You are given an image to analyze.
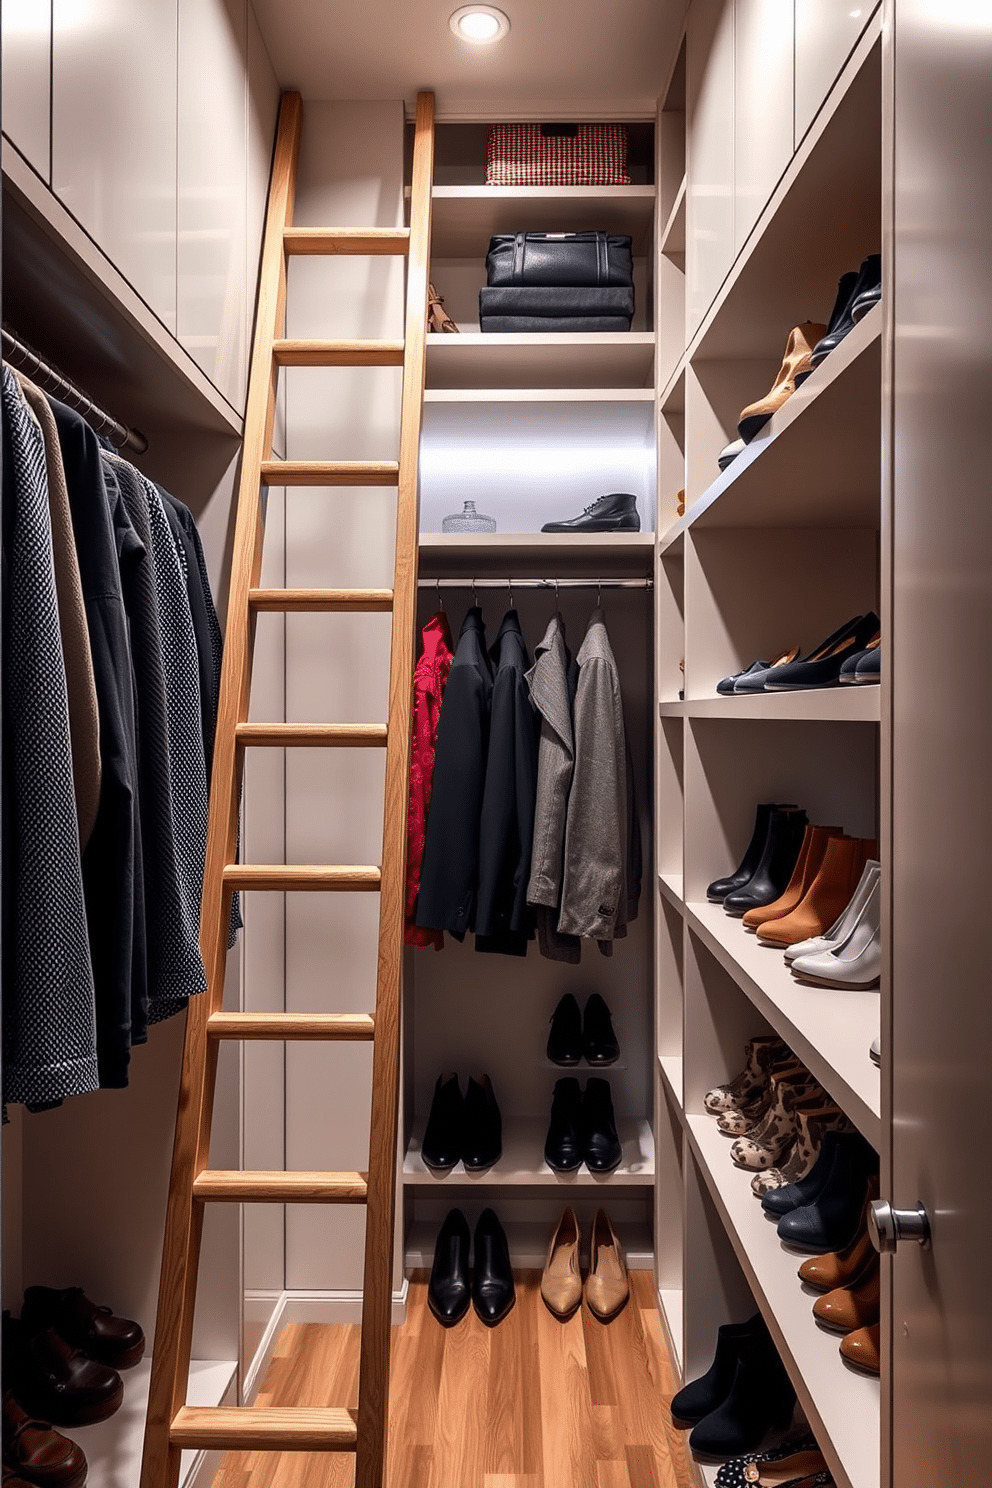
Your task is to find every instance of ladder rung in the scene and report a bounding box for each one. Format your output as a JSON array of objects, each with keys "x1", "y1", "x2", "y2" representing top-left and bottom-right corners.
[
  {"x1": 273, "y1": 339, "x2": 405, "y2": 367},
  {"x1": 193, "y1": 1170, "x2": 368, "y2": 1203},
  {"x1": 170, "y1": 1406, "x2": 358, "y2": 1451},
  {"x1": 283, "y1": 227, "x2": 410, "y2": 257},
  {"x1": 208, "y1": 1011, "x2": 375, "y2": 1041},
  {"x1": 224, "y1": 864, "x2": 381, "y2": 892},
  {"x1": 236, "y1": 723, "x2": 388, "y2": 748},
  {"x1": 249, "y1": 587, "x2": 393, "y2": 613},
  {"x1": 260, "y1": 460, "x2": 399, "y2": 486}
]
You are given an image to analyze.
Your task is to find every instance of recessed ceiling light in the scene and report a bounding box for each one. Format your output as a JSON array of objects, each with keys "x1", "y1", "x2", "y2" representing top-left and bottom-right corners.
[{"x1": 449, "y1": 5, "x2": 510, "y2": 44}]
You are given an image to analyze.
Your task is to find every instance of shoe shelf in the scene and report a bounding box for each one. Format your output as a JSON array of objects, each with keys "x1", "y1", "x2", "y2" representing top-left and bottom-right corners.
[
  {"x1": 427, "y1": 185, "x2": 657, "y2": 258},
  {"x1": 424, "y1": 386, "x2": 655, "y2": 402},
  {"x1": 682, "y1": 897, "x2": 881, "y2": 1147},
  {"x1": 659, "y1": 689, "x2": 880, "y2": 723},
  {"x1": 403, "y1": 1117, "x2": 655, "y2": 1188},
  {"x1": 686, "y1": 1114, "x2": 880, "y2": 1488},
  {"x1": 404, "y1": 1217, "x2": 655, "y2": 1272},
  {"x1": 658, "y1": 871, "x2": 685, "y2": 912},
  {"x1": 658, "y1": 1052, "x2": 685, "y2": 1112},
  {"x1": 425, "y1": 332, "x2": 656, "y2": 390},
  {"x1": 418, "y1": 532, "x2": 656, "y2": 578}
]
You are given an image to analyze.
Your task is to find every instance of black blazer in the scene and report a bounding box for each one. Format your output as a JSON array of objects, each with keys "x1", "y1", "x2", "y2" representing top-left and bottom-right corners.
[{"x1": 415, "y1": 606, "x2": 492, "y2": 938}]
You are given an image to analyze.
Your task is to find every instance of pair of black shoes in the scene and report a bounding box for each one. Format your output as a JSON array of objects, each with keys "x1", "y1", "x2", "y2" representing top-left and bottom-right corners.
[
  {"x1": 547, "y1": 992, "x2": 620, "y2": 1066},
  {"x1": 421, "y1": 1072, "x2": 502, "y2": 1174},
  {"x1": 3, "y1": 1288, "x2": 145, "y2": 1428},
  {"x1": 671, "y1": 1312, "x2": 796, "y2": 1458},
  {"x1": 802, "y1": 253, "x2": 881, "y2": 377},
  {"x1": 763, "y1": 1130, "x2": 879, "y2": 1252},
  {"x1": 707, "y1": 803, "x2": 807, "y2": 917},
  {"x1": 544, "y1": 1076, "x2": 623, "y2": 1174},
  {"x1": 428, "y1": 1208, "x2": 515, "y2": 1328}
]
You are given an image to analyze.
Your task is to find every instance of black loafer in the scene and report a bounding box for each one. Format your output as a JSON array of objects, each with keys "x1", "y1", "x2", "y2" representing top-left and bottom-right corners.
[
  {"x1": 472, "y1": 1209, "x2": 515, "y2": 1326},
  {"x1": 547, "y1": 993, "x2": 583, "y2": 1065},
  {"x1": 541, "y1": 492, "x2": 640, "y2": 533},
  {"x1": 428, "y1": 1209, "x2": 471, "y2": 1326}
]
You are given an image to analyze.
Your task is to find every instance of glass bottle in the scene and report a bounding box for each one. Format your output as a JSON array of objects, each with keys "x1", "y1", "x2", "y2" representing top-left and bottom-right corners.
[{"x1": 441, "y1": 499, "x2": 497, "y2": 534}]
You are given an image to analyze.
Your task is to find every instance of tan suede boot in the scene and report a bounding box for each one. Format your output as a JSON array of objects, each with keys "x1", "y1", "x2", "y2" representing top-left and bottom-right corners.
[{"x1": 737, "y1": 320, "x2": 826, "y2": 441}]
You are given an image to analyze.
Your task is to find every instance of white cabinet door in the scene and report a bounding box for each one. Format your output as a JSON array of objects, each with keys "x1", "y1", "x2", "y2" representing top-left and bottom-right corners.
[
  {"x1": 733, "y1": 0, "x2": 793, "y2": 253},
  {"x1": 52, "y1": 0, "x2": 178, "y2": 331},
  {"x1": 687, "y1": 0, "x2": 736, "y2": 333},
  {"x1": 795, "y1": 0, "x2": 874, "y2": 146},
  {"x1": 2, "y1": 0, "x2": 51, "y2": 179},
  {"x1": 178, "y1": 0, "x2": 248, "y2": 410}
]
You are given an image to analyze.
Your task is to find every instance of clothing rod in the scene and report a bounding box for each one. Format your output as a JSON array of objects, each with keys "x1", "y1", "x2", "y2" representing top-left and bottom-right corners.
[
  {"x1": 2, "y1": 326, "x2": 149, "y2": 456},
  {"x1": 418, "y1": 577, "x2": 652, "y2": 589}
]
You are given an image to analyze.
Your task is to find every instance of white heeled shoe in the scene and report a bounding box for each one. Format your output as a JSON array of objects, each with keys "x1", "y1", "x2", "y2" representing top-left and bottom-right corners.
[
  {"x1": 790, "y1": 874, "x2": 881, "y2": 989},
  {"x1": 783, "y1": 858, "x2": 880, "y2": 962}
]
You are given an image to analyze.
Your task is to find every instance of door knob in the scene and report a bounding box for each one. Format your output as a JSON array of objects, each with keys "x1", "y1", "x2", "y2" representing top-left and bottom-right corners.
[{"x1": 869, "y1": 1198, "x2": 931, "y2": 1253}]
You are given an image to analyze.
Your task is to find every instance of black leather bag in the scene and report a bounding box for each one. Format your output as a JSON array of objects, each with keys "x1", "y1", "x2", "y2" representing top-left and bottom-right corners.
[
  {"x1": 486, "y1": 232, "x2": 634, "y2": 288},
  {"x1": 479, "y1": 285, "x2": 634, "y2": 319}
]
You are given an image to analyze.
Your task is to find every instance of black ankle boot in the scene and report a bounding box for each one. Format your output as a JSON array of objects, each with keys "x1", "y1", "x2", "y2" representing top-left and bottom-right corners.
[
  {"x1": 472, "y1": 1208, "x2": 515, "y2": 1325},
  {"x1": 670, "y1": 1313, "x2": 765, "y2": 1423},
  {"x1": 776, "y1": 1134, "x2": 879, "y2": 1252},
  {"x1": 428, "y1": 1209, "x2": 471, "y2": 1326},
  {"x1": 462, "y1": 1073, "x2": 502, "y2": 1170},
  {"x1": 547, "y1": 993, "x2": 583, "y2": 1065},
  {"x1": 583, "y1": 993, "x2": 620, "y2": 1066},
  {"x1": 540, "y1": 492, "x2": 640, "y2": 533},
  {"x1": 707, "y1": 804, "x2": 795, "y2": 902},
  {"x1": 688, "y1": 1321, "x2": 796, "y2": 1457},
  {"x1": 809, "y1": 254, "x2": 881, "y2": 368},
  {"x1": 421, "y1": 1072, "x2": 463, "y2": 1173},
  {"x1": 582, "y1": 1076, "x2": 623, "y2": 1173},
  {"x1": 545, "y1": 1077, "x2": 583, "y2": 1172},
  {"x1": 722, "y1": 808, "x2": 807, "y2": 916}
]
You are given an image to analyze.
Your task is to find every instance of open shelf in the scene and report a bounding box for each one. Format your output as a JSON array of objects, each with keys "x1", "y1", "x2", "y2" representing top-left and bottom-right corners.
[
  {"x1": 425, "y1": 332, "x2": 656, "y2": 390},
  {"x1": 404, "y1": 1218, "x2": 654, "y2": 1271},
  {"x1": 660, "y1": 689, "x2": 880, "y2": 722},
  {"x1": 419, "y1": 532, "x2": 656, "y2": 578},
  {"x1": 687, "y1": 1115, "x2": 879, "y2": 1488},
  {"x1": 660, "y1": 177, "x2": 687, "y2": 259},
  {"x1": 428, "y1": 185, "x2": 657, "y2": 257},
  {"x1": 682, "y1": 896, "x2": 880, "y2": 1146},
  {"x1": 403, "y1": 1117, "x2": 655, "y2": 1188},
  {"x1": 658, "y1": 1053, "x2": 685, "y2": 1112},
  {"x1": 424, "y1": 385, "x2": 654, "y2": 402}
]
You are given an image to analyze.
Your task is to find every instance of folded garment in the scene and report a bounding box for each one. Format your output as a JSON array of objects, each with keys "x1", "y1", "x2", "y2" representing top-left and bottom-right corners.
[
  {"x1": 480, "y1": 315, "x2": 632, "y2": 333},
  {"x1": 480, "y1": 285, "x2": 635, "y2": 319}
]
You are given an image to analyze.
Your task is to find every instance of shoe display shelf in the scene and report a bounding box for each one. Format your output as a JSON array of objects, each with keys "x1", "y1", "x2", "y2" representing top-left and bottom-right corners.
[
  {"x1": 651, "y1": 13, "x2": 883, "y2": 1488},
  {"x1": 403, "y1": 1116, "x2": 655, "y2": 1188}
]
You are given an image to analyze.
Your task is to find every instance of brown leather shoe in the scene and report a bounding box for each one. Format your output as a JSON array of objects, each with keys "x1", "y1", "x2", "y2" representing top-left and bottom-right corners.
[
  {"x1": 737, "y1": 321, "x2": 827, "y2": 441},
  {"x1": 540, "y1": 1208, "x2": 582, "y2": 1320},
  {"x1": 743, "y1": 825, "x2": 843, "y2": 931},
  {"x1": 757, "y1": 835, "x2": 874, "y2": 948},
  {"x1": 2, "y1": 1392, "x2": 87, "y2": 1488},
  {"x1": 813, "y1": 1254, "x2": 881, "y2": 1334},
  {"x1": 21, "y1": 1289, "x2": 144, "y2": 1372},
  {"x1": 584, "y1": 1210, "x2": 629, "y2": 1322},
  {"x1": 15, "y1": 1329, "x2": 122, "y2": 1428},
  {"x1": 840, "y1": 1322, "x2": 881, "y2": 1375},
  {"x1": 797, "y1": 1177, "x2": 880, "y2": 1292},
  {"x1": 4, "y1": 1467, "x2": 42, "y2": 1487}
]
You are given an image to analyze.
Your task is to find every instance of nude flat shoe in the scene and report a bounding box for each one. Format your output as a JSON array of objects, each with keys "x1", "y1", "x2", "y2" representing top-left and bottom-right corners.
[
  {"x1": 540, "y1": 1207, "x2": 582, "y2": 1320},
  {"x1": 584, "y1": 1209, "x2": 629, "y2": 1322}
]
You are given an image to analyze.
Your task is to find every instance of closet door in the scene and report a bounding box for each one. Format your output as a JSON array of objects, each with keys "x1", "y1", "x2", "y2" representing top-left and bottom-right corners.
[{"x1": 888, "y1": 0, "x2": 992, "y2": 1481}]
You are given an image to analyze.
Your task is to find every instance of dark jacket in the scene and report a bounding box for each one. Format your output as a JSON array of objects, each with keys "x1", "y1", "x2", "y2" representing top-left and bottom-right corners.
[
  {"x1": 51, "y1": 396, "x2": 140, "y2": 1089},
  {"x1": 1, "y1": 370, "x2": 99, "y2": 1106},
  {"x1": 475, "y1": 609, "x2": 539, "y2": 956},
  {"x1": 415, "y1": 606, "x2": 492, "y2": 939}
]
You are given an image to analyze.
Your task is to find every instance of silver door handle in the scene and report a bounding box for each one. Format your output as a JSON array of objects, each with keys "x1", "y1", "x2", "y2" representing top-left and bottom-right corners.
[{"x1": 869, "y1": 1199, "x2": 931, "y2": 1253}]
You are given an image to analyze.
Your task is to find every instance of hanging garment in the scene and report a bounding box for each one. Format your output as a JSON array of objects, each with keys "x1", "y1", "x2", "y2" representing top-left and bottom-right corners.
[
  {"x1": 415, "y1": 605, "x2": 492, "y2": 939},
  {"x1": 405, "y1": 611, "x2": 454, "y2": 950},
  {"x1": 1, "y1": 368, "x2": 99, "y2": 1106},
  {"x1": 558, "y1": 607, "x2": 640, "y2": 953},
  {"x1": 526, "y1": 612, "x2": 581, "y2": 964},
  {"x1": 475, "y1": 608, "x2": 539, "y2": 956},
  {"x1": 50, "y1": 396, "x2": 140, "y2": 1088},
  {"x1": 104, "y1": 456, "x2": 208, "y2": 1033},
  {"x1": 15, "y1": 375, "x2": 101, "y2": 851}
]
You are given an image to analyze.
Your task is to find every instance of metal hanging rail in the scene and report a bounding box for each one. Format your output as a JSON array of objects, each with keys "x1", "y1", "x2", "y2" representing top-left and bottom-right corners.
[
  {"x1": 2, "y1": 325, "x2": 149, "y2": 455},
  {"x1": 418, "y1": 576, "x2": 653, "y2": 589}
]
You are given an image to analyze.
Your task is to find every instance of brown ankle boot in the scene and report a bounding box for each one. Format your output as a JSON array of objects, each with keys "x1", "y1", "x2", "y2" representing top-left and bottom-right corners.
[
  {"x1": 743, "y1": 823, "x2": 844, "y2": 931},
  {"x1": 738, "y1": 320, "x2": 827, "y2": 441},
  {"x1": 757, "y1": 834, "x2": 867, "y2": 948}
]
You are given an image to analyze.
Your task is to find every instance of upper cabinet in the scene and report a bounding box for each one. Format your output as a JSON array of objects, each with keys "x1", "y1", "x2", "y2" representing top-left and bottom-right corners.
[
  {"x1": 52, "y1": 0, "x2": 179, "y2": 332},
  {"x1": 2, "y1": 0, "x2": 52, "y2": 180},
  {"x1": 687, "y1": 0, "x2": 735, "y2": 333},
  {"x1": 733, "y1": 0, "x2": 794, "y2": 254},
  {"x1": 795, "y1": 0, "x2": 878, "y2": 145}
]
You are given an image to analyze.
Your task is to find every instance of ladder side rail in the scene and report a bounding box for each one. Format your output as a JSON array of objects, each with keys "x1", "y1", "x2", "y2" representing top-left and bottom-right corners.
[
  {"x1": 355, "y1": 89, "x2": 436, "y2": 1488},
  {"x1": 139, "y1": 90, "x2": 304, "y2": 1488}
]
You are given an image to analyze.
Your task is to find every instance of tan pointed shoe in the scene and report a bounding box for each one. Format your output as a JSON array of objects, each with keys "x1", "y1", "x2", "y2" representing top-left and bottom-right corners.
[
  {"x1": 743, "y1": 824, "x2": 843, "y2": 931},
  {"x1": 737, "y1": 321, "x2": 827, "y2": 440},
  {"x1": 540, "y1": 1206, "x2": 583, "y2": 1319},
  {"x1": 584, "y1": 1209, "x2": 629, "y2": 1322}
]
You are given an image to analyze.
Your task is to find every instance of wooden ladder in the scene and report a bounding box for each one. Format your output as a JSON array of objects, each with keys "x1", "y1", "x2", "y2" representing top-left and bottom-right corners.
[{"x1": 139, "y1": 88, "x2": 435, "y2": 1488}]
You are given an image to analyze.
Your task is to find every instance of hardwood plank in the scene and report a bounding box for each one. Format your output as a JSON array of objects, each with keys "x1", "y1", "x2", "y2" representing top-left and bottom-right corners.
[
  {"x1": 597, "y1": 1461, "x2": 632, "y2": 1488},
  {"x1": 192, "y1": 1170, "x2": 368, "y2": 1203},
  {"x1": 431, "y1": 1310, "x2": 491, "y2": 1488},
  {"x1": 484, "y1": 1280, "x2": 528, "y2": 1476},
  {"x1": 536, "y1": 1286, "x2": 598, "y2": 1488}
]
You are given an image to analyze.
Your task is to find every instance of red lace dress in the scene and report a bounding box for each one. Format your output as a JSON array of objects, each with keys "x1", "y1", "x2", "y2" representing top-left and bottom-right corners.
[{"x1": 405, "y1": 611, "x2": 454, "y2": 948}]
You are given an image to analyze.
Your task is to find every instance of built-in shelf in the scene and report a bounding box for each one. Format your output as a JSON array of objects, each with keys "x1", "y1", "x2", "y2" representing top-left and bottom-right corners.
[
  {"x1": 403, "y1": 1117, "x2": 654, "y2": 1187},
  {"x1": 687, "y1": 1115, "x2": 879, "y2": 1488},
  {"x1": 659, "y1": 687, "x2": 881, "y2": 722},
  {"x1": 61, "y1": 1357, "x2": 236, "y2": 1488},
  {"x1": 682, "y1": 896, "x2": 881, "y2": 1146},
  {"x1": 657, "y1": 872, "x2": 685, "y2": 911},
  {"x1": 426, "y1": 332, "x2": 656, "y2": 390},
  {"x1": 428, "y1": 185, "x2": 657, "y2": 258},
  {"x1": 658, "y1": 1053, "x2": 684, "y2": 1111},
  {"x1": 424, "y1": 385, "x2": 655, "y2": 403},
  {"x1": 405, "y1": 1219, "x2": 654, "y2": 1271},
  {"x1": 660, "y1": 177, "x2": 686, "y2": 259},
  {"x1": 418, "y1": 531, "x2": 656, "y2": 579}
]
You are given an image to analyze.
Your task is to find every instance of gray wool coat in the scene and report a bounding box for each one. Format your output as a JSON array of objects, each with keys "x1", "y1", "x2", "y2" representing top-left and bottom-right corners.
[{"x1": 526, "y1": 612, "x2": 581, "y2": 963}]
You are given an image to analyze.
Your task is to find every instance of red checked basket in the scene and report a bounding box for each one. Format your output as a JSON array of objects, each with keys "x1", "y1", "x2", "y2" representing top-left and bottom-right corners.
[{"x1": 485, "y1": 123, "x2": 631, "y2": 186}]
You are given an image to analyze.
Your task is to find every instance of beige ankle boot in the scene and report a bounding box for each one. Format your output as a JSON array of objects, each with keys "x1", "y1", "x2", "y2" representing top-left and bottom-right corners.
[{"x1": 737, "y1": 320, "x2": 826, "y2": 441}]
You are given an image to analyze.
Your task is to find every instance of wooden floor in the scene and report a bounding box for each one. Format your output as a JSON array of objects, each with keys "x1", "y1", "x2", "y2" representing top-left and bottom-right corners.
[{"x1": 212, "y1": 1270, "x2": 697, "y2": 1488}]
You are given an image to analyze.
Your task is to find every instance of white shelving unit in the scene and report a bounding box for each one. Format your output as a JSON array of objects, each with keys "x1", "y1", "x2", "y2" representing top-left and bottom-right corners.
[
  {"x1": 426, "y1": 332, "x2": 656, "y2": 389},
  {"x1": 652, "y1": 10, "x2": 884, "y2": 1488},
  {"x1": 404, "y1": 1117, "x2": 655, "y2": 1188}
]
